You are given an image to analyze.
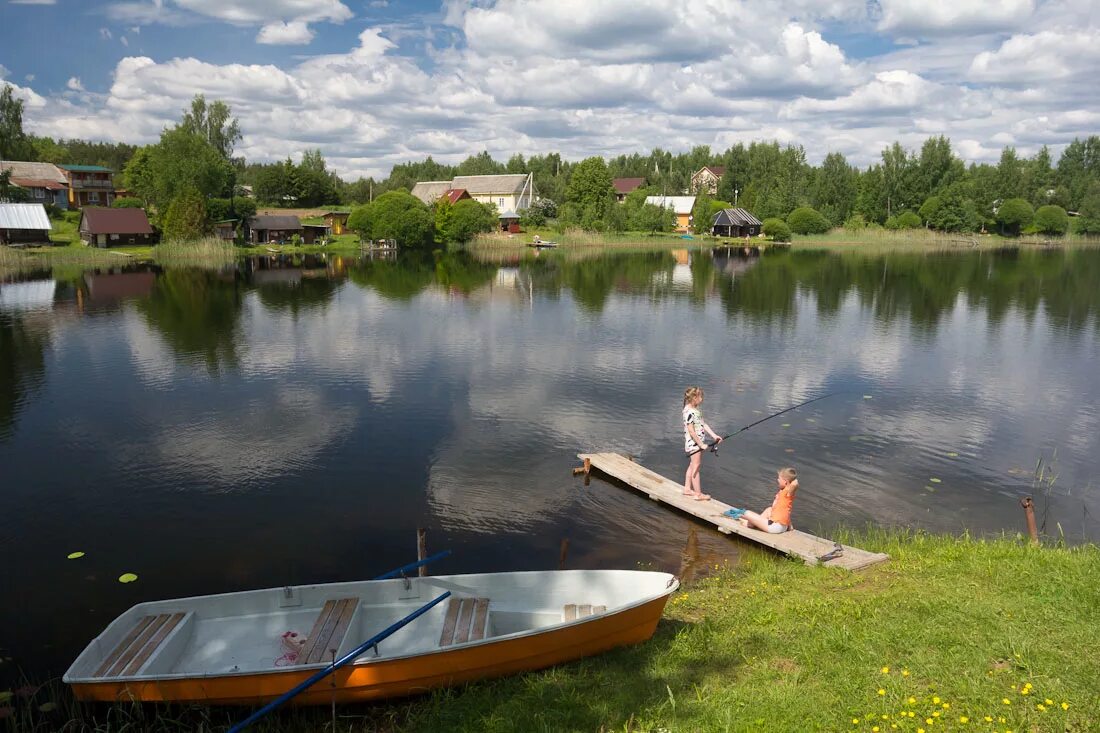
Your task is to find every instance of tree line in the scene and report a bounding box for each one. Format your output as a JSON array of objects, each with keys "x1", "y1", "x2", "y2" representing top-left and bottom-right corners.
[{"x1": 4, "y1": 82, "x2": 1100, "y2": 240}]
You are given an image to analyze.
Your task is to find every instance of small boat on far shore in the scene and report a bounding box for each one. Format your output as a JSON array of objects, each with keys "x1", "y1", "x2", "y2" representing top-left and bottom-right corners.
[
  {"x1": 527, "y1": 238, "x2": 558, "y2": 248},
  {"x1": 64, "y1": 569, "x2": 677, "y2": 707}
]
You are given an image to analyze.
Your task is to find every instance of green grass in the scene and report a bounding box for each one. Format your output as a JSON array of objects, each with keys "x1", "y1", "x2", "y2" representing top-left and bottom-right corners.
[{"x1": 5, "y1": 531, "x2": 1097, "y2": 732}]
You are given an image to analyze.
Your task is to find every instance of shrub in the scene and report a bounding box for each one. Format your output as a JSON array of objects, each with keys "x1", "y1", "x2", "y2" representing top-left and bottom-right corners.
[
  {"x1": 996, "y1": 198, "x2": 1033, "y2": 236},
  {"x1": 884, "y1": 215, "x2": 900, "y2": 230},
  {"x1": 161, "y1": 187, "x2": 207, "y2": 241},
  {"x1": 1075, "y1": 183, "x2": 1100, "y2": 235},
  {"x1": 1033, "y1": 205, "x2": 1069, "y2": 235},
  {"x1": 445, "y1": 199, "x2": 497, "y2": 242},
  {"x1": 843, "y1": 213, "x2": 868, "y2": 230},
  {"x1": 918, "y1": 196, "x2": 942, "y2": 225},
  {"x1": 763, "y1": 218, "x2": 791, "y2": 242},
  {"x1": 786, "y1": 206, "x2": 830, "y2": 234},
  {"x1": 112, "y1": 196, "x2": 144, "y2": 208},
  {"x1": 896, "y1": 211, "x2": 922, "y2": 229}
]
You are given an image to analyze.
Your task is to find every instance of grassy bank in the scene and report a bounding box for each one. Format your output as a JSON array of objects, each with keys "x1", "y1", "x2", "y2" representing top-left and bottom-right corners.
[{"x1": 4, "y1": 531, "x2": 1096, "y2": 732}]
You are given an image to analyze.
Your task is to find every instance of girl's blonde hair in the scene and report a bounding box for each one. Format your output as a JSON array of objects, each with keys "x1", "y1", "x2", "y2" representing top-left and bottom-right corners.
[
  {"x1": 683, "y1": 386, "x2": 704, "y2": 406},
  {"x1": 779, "y1": 467, "x2": 799, "y2": 493}
]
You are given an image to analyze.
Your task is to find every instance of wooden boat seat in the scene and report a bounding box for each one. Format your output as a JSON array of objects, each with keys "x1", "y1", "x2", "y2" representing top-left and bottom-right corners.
[
  {"x1": 438, "y1": 597, "x2": 490, "y2": 647},
  {"x1": 93, "y1": 612, "x2": 187, "y2": 678},
  {"x1": 562, "y1": 604, "x2": 606, "y2": 622},
  {"x1": 296, "y1": 597, "x2": 359, "y2": 665}
]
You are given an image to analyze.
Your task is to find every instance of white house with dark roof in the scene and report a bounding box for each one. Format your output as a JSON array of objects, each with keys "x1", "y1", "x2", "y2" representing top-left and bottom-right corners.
[{"x1": 411, "y1": 174, "x2": 535, "y2": 212}]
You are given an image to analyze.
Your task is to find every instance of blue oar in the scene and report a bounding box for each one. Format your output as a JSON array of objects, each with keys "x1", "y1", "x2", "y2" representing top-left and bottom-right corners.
[
  {"x1": 229, "y1": 591, "x2": 451, "y2": 733},
  {"x1": 373, "y1": 550, "x2": 452, "y2": 580}
]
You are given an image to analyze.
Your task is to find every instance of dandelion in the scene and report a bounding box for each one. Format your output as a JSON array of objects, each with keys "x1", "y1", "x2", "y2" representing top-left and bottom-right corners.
[
  {"x1": 959, "y1": 716, "x2": 968, "y2": 723},
  {"x1": 942, "y1": 703, "x2": 950, "y2": 709},
  {"x1": 882, "y1": 666, "x2": 890, "y2": 674},
  {"x1": 932, "y1": 711, "x2": 941, "y2": 718},
  {"x1": 917, "y1": 729, "x2": 925, "y2": 733},
  {"x1": 902, "y1": 670, "x2": 910, "y2": 677},
  {"x1": 1044, "y1": 698, "x2": 1053, "y2": 705},
  {"x1": 908, "y1": 697, "x2": 916, "y2": 704},
  {"x1": 882, "y1": 714, "x2": 889, "y2": 720},
  {"x1": 1002, "y1": 699, "x2": 1011, "y2": 705},
  {"x1": 1037, "y1": 704, "x2": 1046, "y2": 712},
  {"x1": 1061, "y1": 702, "x2": 1069, "y2": 710},
  {"x1": 933, "y1": 696, "x2": 941, "y2": 704},
  {"x1": 873, "y1": 727, "x2": 879, "y2": 732},
  {"x1": 998, "y1": 717, "x2": 1006, "y2": 723},
  {"x1": 926, "y1": 718, "x2": 933, "y2": 725},
  {"x1": 852, "y1": 719, "x2": 859, "y2": 725},
  {"x1": 878, "y1": 689, "x2": 886, "y2": 696},
  {"x1": 1020, "y1": 688, "x2": 1029, "y2": 695},
  {"x1": 908, "y1": 712, "x2": 915, "y2": 718}
]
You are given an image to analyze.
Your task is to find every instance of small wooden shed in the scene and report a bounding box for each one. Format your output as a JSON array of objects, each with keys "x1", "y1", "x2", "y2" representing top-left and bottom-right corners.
[
  {"x1": 79, "y1": 207, "x2": 156, "y2": 247},
  {"x1": 322, "y1": 212, "x2": 350, "y2": 235},
  {"x1": 711, "y1": 208, "x2": 762, "y2": 238},
  {"x1": 0, "y1": 203, "x2": 52, "y2": 245},
  {"x1": 247, "y1": 215, "x2": 303, "y2": 244}
]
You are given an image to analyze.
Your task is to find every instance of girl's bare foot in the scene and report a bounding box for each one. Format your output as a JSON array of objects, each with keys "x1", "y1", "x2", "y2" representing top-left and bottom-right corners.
[
  {"x1": 682, "y1": 491, "x2": 694, "y2": 496},
  {"x1": 694, "y1": 493, "x2": 711, "y2": 501},
  {"x1": 737, "y1": 517, "x2": 749, "y2": 526}
]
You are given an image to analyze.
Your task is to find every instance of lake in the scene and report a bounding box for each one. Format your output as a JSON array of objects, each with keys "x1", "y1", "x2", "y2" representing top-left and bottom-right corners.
[{"x1": 2, "y1": 245, "x2": 1099, "y2": 679}]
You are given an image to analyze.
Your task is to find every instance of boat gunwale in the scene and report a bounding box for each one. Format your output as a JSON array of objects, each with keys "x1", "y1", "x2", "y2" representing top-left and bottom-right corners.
[{"x1": 63, "y1": 569, "x2": 679, "y2": 684}]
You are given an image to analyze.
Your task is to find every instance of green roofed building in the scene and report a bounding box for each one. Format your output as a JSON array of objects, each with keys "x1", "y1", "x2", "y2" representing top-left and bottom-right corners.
[{"x1": 58, "y1": 164, "x2": 117, "y2": 209}]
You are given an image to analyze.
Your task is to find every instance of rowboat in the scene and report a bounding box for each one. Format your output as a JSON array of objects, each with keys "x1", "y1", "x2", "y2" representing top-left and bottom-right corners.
[
  {"x1": 64, "y1": 569, "x2": 677, "y2": 706},
  {"x1": 527, "y1": 239, "x2": 558, "y2": 248}
]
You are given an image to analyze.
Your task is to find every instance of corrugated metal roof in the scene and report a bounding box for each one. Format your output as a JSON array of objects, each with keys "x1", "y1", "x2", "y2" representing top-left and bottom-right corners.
[
  {"x1": 645, "y1": 196, "x2": 696, "y2": 215},
  {"x1": 0, "y1": 203, "x2": 52, "y2": 231},
  {"x1": 713, "y1": 208, "x2": 762, "y2": 227},
  {"x1": 613, "y1": 177, "x2": 646, "y2": 194},
  {"x1": 10, "y1": 177, "x2": 68, "y2": 191},
  {"x1": 79, "y1": 207, "x2": 153, "y2": 234},
  {"x1": 451, "y1": 174, "x2": 529, "y2": 195},
  {"x1": 59, "y1": 164, "x2": 113, "y2": 172},
  {"x1": 0, "y1": 160, "x2": 68, "y2": 184},
  {"x1": 410, "y1": 181, "x2": 452, "y2": 204},
  {"x1": 248, "y1": 215, "x2": 302, "y2": 230}
]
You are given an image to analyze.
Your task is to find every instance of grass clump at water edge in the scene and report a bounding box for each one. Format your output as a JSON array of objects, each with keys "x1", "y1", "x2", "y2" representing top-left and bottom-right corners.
[
  {"x1": 3, "y1": 530, "x2": 1097, "y2": 732},
  {"x1": 152, "y1": 237, "x2": 238, "y2": 267}
]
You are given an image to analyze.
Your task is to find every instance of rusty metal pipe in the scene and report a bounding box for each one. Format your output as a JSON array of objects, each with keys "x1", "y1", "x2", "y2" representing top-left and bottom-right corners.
[{"x1": 1020, "y1": 496, "x2": 1039, "y2": 545}]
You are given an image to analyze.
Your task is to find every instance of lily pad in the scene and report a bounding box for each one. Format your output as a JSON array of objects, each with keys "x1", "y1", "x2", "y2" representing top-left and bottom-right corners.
[
  {"x1": 38, "y1": 702, "x2": 57, "y2": 713},
  {"x1": 784, "y1": 448, "x2": 795, "y2": 453},
  {"x1": 781, "y1": 423, "x2": 791, "y2": 428},
  {"x1": 118, "y1": 573, "x2": 139, "y2": 584},
  {"x1": 863, "y1": 395, "x2": 873, "y2": 399},
  {"x1": 67, "y1": 551, "x2": 85, "y2": 560},
  {"x1": 947, "y1": 452, "x2": 959, "y2": 457},
  {"x1": 0, "y1": 691, "x2": 11, "y2": 703},
  {"x1": 930, "y1": 478, "x2": 942, "y2": 484}
]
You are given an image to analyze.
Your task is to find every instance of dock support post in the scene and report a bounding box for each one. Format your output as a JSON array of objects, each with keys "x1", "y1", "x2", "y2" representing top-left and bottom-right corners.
[
  {"x1": 559, "y1": 538, "x2": 569, "y2": 570},
  {"x1": 1020, "y1": 497, "x2": 1039, "y2": 545},
  {"x1": 417, "y1": 528, "x2": 428, "y2": 576}
]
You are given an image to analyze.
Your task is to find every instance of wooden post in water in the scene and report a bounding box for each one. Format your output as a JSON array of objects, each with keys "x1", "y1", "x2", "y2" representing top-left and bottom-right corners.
[
  {"x1": 559, "y1": 538, "x2": 569, "y2": 570},
  {"x1": 1020, "y1": 497, "x2": 1039, "y2": 545},
  {"x1": 417, "y1": 528, "x2": 428, "y2": 576}
]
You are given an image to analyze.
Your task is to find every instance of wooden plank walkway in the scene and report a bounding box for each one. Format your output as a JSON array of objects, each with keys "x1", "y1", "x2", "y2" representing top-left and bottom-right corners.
[{"x1": 577, "y1": 452, "x2": 888, "y2": 571}]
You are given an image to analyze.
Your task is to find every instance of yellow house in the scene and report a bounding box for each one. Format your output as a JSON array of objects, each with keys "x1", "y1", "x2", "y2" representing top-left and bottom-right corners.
[{"x1": 645, "y1": 196, "x2": 697, "y2": 232}]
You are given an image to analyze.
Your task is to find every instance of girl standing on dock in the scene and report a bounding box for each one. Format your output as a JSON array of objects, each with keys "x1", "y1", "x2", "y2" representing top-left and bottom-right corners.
[{"x1": 683, "y1": 386, "x2": 723, "y2": 501}]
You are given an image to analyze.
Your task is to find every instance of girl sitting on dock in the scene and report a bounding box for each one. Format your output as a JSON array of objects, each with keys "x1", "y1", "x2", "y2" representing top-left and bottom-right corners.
[
  {"x1": 731, "y1": 467, "x2": 798, "y2": 533},
  {"x1": 683, "y1": 386, "x2": 723, "y2": 501}
]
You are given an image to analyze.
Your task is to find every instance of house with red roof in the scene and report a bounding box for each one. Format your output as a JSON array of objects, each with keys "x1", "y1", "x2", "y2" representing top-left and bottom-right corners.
[
  {"x1": 79, "y1": 207, "x2": 156, "y2": 247},
  {"x1": 690, "y1": 166, "x2": 726, "y2": 195},
  {"x1": 612, "y1": 177, "x2": 646, "y2": 203}
]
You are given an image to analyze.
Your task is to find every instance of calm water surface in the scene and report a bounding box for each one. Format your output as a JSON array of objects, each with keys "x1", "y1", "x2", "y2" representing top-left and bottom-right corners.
[{"x1": 2, "y1": 246, "x2": 1099, "y2": 678}]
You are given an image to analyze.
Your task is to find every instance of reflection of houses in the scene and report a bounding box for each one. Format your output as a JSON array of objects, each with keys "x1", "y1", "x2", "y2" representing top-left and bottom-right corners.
[
  {"x1": 690, "y1": 166, "x2": 725, "y2": 195},
  {"x1": 711, "y1": 208, "x2": 762, "y2": 238},
  {"x1": 645, "y1": 195, "x2": 696, "y2": 232},
  {"x1": 0, "y1": 203, "x2": 52, "y2": 245},
  {"x1": 79, "y1": 207, "x2": 156, "y2": 247},
  {"x1": 83, "y1": 270, "x2": 156, "y2": 305},
  {"x1": 0, "y1": 161, "x2": 70, "y2": 208},
  {"x1": 613, "y1": 177, "x2": 645, "y2": 202},
  {"x1": 247, "y1": 215, "x2": 310, "y2": 243},
  {"x1": 411, "y1": 174, "x2": 535, "y2": 211},
  {"x1": 59, "y1": 164, "x2": 117, "y2": 208},
  {"x1": 0, "y1": 278, "x2": 56, "y2": 310},
  {"x1": 322, "y1": 211, "x2": 350, "y2": 235}
]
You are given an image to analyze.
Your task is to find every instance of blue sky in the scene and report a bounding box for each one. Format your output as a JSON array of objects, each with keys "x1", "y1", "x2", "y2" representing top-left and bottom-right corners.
[{"x1": 1, "y1": 0, "x2": 1097, "y2": 179}]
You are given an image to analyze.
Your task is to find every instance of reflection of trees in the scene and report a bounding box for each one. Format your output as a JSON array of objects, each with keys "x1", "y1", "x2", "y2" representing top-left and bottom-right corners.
[
  {"x1": 135, "y1": 268, "x2": 243, "y2": 374},
  {"x1": 255, "y1": 276, "x2": 338, "y2": 317},
  {"x1": 346, "y1": 253, "x2": 435, "y2": 300},
  {"x1": 521, "y1": 251, "x2": 678, "y2": 312},
  {"x1": 0, "y1": 313, "x2": 48, "y2": 440}
]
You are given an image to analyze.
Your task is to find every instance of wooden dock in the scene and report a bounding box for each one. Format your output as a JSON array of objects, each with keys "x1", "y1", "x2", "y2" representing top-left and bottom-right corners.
[{"x1": 577, "y1": 452, "x2": 888, "y2": 571}]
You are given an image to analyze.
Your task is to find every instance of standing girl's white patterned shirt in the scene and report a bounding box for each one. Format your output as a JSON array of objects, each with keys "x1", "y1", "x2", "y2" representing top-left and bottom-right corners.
[{"x1": 683, "y1": 405, "x2": 706, "y2": 453}]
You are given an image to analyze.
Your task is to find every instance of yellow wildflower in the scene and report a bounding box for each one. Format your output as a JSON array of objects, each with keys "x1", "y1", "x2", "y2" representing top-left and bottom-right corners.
[
  {"x1": 1044, "y1": 698, "x2": 1053, "y2": 705},
  {"x1": 984, "y1": 716, "x2": 992, "y2": 722},
  {"x1": 942, "y1": 703, "x2": 950, "y2": 709},
  {"x1": 878, "y1": 688, "x2": 886, "y2": 696},
  {"x1": 908, "y1": 712, "x2": 916, "y2": 718},
  {"x1": 959, "y1": 716, "x2": 968, "y2": 723},
  {"x1": 908, "y1": 697, "x2": 916, "y2": 705},
  {"x1": 1061, "y1": 702, "x2": 1069, "y2": 710},
  {"x1": 853, "y1": 719, "x2": 859, "y2": 725},
  {"x1": 873, "y1": 727, "x2": 879, "y2": 732},
  {"x1": 1002, "y1": 699, "x2": 1011, "y2": 705},
  {"x1": 933, "y1": 696, "x2": 941, "y2": 704},
  {"x1": 925, "y1": 718, "x2": 933, "y2": 725},
  {"x1": 882, "y1": 714, "x2": 889, "y2": 720},
  {"x1": 918, "y1": 729, "x2": 925, "y2": 733},
  {"x1": 1037, "y1": 704, "x2": 1046, "y2": 711},
  {"x1": 1020, "y1": 688, "x2": 1029, "y2": 695},
  {"x1": 882, "y1": 666, "x2": 890, "y2": 674},
  {"x1": 902, "y1": 669, "x2": 910, "y2": 677},
  {"x1": 933, "y1": 711, "x2": 941, "y2": 718}
]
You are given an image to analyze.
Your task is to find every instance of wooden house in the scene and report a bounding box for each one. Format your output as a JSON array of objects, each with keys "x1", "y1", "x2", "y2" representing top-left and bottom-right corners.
[
  {"x1": 214, "y1": 220, "x2": 239, "y2": 241},
  {"x1": 498, "y1": 210, "x2": 521, "y2": 233},
  {"x1": 302, "y1": 224, "x2": 328, "y2": 243},
  {"x1": 247, "y1": 215, "x2": 303, "y2": 244},
  {"x1": 0, "y1": 161, "x2": 70, "y2": 209},
  {"x1": 645, "y1": 195, "x2": 697, "y2": 232},
  {"x1": 412, "y1": 175, "x2": 535, "y2": 212},
  {"x1": 322, "y1": 211, "x2": 350, "y2": 235},
  {"x1": 690, "y1": 166, "x2": 726, "y2": 195},
  {"x1": 59, "y1": 165, "x2": 117, "y2": 209},
  {"x1": 0, "y1": 203, "x2": 52, "y2": 245},
  {"x1": 711, "y1": 208, "x2": 762, "y2": 238},
  {"x1": 444, "y1": 188, "x2": 471, "y2": 204},
  {"x1": 613, "y1": 178, "x2": 645, "y2": 203},
  {"x1": 79, "y1": 207, "x2": 155, "y2": 246}
]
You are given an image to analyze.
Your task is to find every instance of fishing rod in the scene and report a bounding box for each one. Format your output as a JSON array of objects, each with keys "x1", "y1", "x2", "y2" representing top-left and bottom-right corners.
[{"x1": 709, "y1": 391, "x2": 845, "y2": 454}]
